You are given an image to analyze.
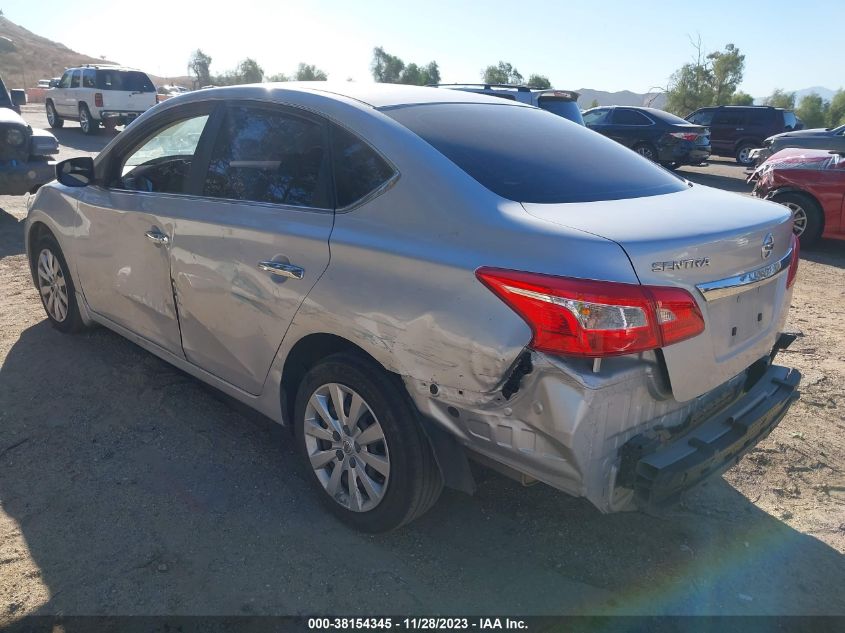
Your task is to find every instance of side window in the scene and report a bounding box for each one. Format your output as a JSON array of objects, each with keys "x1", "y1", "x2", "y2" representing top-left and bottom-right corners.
[
  {"x1": 204, "y1": 106, "x2": 328, "y2": 208},
  {"x1": 70, "y1": 70, "x2": 81, "y2": 88},
  {"x1": 582, "y1": 108, "x2": 610, "y2": 125},
  {"x1": 782, "y1": 111, "x2": 797, "y2": 131},
  {"x1": 712, "y1": 110, "x2": 745, "y2": 126},
  {"x1": 118, "y1": 114, "x2": 210, "y2": 193},
  {"x1": 59, "y1": 71, "x2": 73, "y2": 89},
  {"x1": 612, "y1": 109, "x2": 652, "y2": 126},
  {"x1": 332, "y1": 125, "x2": 395, "y2": 209},
  {"x1": 82, "y1": 69, "x2": 96, "y2": 88},
  {"x1": 688, "y1": 110, "x2": 713, "y2": 126}
]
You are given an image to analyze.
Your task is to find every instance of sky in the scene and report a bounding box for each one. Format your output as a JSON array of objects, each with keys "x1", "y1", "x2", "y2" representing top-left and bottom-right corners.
[{"x1": 3, "y1": 0, "x2": 843, "y2": 96}]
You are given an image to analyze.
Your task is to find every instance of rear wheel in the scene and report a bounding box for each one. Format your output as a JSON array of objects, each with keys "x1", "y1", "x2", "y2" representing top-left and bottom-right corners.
[
  {"x1": 46, "y1": 101, "x2": 63, "y2": 128},
  {"x1": 79, "y1": 104, "x2": 99, "y2": 135},
  {"x1": 772, "y1": 192, "x2": 824, "y2": 248},
  {"x1": 633, "y1": 143, "x2": 658, "y2": 162},
  {"x1": 294, "y1": 352, "x2": 442, "y2": 532},
  {"x1": 735, "y1": 142, "x2": 757, "y2": 166},
  {"x1": 32, "y1": 234, "x2": 85, "y2": 333}
]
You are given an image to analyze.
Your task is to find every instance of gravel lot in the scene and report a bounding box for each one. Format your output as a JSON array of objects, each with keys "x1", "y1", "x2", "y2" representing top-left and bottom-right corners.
[{"x1": 1, "y1": 106, "x2": 844, "y2": 619}]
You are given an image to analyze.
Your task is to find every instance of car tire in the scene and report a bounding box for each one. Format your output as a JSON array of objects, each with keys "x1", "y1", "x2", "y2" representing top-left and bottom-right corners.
[
  {"x1": 633, "y1": 143, "x2": 658, "y2": 162},
  {"x1": 294, "y1": 351, "x2": 443, "y2": 532},
  {"x1": 661, "y1": 161, "x2": 681, "y2": 171},
  {"x1": 79, "y1": 104, "x2": 99, "y2": 135},
  {"x1": 735, "y1": 142, "x2": 757, "y2": 166},
  {"x1": 32, "y1": 233, "x2": 86, "y2": 333},
  {"x1": 45, "y1": 101, "x2": 64, "y2": 128},
  {"x1": 771, "y1": 192, "x2": 824, "y2": 249}
]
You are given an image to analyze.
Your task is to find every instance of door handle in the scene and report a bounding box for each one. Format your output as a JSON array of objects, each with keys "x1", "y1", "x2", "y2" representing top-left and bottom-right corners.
[
  {"x1": 144, "y1": 229, "x2": 169, "y2": 246},
  {"x1": 258, "y1": 261, "x2": 304, "y2": 279}
]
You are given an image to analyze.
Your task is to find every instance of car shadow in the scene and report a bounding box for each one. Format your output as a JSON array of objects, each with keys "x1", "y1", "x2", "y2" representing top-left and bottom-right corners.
[
  {"x1": 0, "y1": 205, "x2": 25, "y2": 259},
  {"x1": 802, "y1": 238, "x2": 845, "y2": 268},
  {"x1": 681, "y1": 169, "x2": 753, "y2": 194},
  {"x1": 50, "y1": 126, "x2": 116, "y2": 153},
  {"x1": 1, "y1": 321, "x2": 844, "y2": 618}
]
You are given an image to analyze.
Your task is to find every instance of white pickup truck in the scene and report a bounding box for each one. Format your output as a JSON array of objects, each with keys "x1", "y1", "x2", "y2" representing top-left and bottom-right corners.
[{"x1": 45, "y1": 65, "x2": 157, "y2": 135}]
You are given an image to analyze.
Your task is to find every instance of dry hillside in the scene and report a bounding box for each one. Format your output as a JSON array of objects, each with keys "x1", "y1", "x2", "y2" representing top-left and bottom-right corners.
[{"x1": 0, "y1": 16, "x2": 116, "y2": 88}]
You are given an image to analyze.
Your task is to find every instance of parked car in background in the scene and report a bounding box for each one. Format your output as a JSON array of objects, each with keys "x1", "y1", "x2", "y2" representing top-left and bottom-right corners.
[
  {"x1": 157, "y1": 84, "x2": 190, "y2": 102},
  {"x1": 434, "y1": 84, "x2": 584, "y2": 125},
  {"x1": 686, "y1": 105, "x2": 802, "y2": 166},
  {"x1": 45, "y1": 65, "x2": 157, "y2": 134},
  {"x1": 749, "y1": 124, "x2": 845, "y2": 166},
  {"x1": 750, "y1": 147, "x2": 845, "y2": 247},
  {"x1": 37, "y1": 78, "x2": 51, "y2": 89},
  {"x1": 582, "y1": 105, "x2": 710, "y2": 169},
  {"x1": 0, "y1": 74, "x2": 58, "y2": 194},
  {"x1": 26, "y1": 83, "x2": 802, "y2": 532}
]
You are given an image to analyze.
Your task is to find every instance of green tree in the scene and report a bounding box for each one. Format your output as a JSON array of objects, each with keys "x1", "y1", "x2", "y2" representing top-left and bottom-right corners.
[
  {"x1": 796, "y1": 93, "x2": 829, "y2": 129},
  {"x1": 827, "y1": 89, "x2": 845, "y2": 127},
  {"x1": 763, "y1": 89, "x2": 796, "y2": 109},
  {"x1": 266, "y1": 73, "x2": 290, "y2": 82},
  {"x1": 237, "y1": 58, "x2": 264, "y2": 83},
  {"x1": 294, "y1": 63, "x2": 327, "y2": 81},
  {"x1": 188, "y1": 49, "x2": 212, "y2": 87},
  {"x1": 588, "y1": 98, "x2": 599, "y2": 108},
  {"x1": 482, "y1": 61, "x2": 523, "y2": 85},
  {"x1": 708, "y1": 43, "x2": 745, "y2": 105},
  {"x1": 527, "y1": 74, "x2": 551, "y2": 89},
  {"x1": 730, "y1": 91, "x2": 754, "y2": 105},
  {"x1": 371, "y1": 46, "x2": 405, "y2": 83}
]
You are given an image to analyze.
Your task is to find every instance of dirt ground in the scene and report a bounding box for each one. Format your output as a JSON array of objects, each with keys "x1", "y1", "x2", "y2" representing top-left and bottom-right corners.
[{"x1": 0, "y1": 107, "x2": 843, "y2": 619}]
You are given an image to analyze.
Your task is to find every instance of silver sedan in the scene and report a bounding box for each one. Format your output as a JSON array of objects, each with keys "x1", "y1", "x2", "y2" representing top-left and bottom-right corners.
[{"x1": 26, "y1": 83, "x2": 801, "y2": 531}]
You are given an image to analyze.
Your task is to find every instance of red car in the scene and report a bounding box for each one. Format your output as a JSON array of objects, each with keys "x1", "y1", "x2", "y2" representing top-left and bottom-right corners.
[{"x1": 750, "y1": 148, "x2": 845, "y2": 247}]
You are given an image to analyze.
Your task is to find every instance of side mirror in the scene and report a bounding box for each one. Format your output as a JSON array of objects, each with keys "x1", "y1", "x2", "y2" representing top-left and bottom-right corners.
[
  {"x1": 10, "y1": 89, "x2": 26, "y2": 107},
  {"x1": 57, "y1": 157, "x2": 95, "y2": 187}
]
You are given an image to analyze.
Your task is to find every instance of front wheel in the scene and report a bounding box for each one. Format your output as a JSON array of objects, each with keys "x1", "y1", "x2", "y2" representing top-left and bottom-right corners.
[
  {"x1": 735, "y1": 142, "x2": 757, "y2": 166},
  {"x1": 79, "y1": 104, "x2": 99, "y2": 135},
  {"x1": 294, "y1": 352, "x2": 442, "y2": 532},
  {"x1": 46, "y1": 101, "x2": 64, "y2": 128},
  {"x1": 772, "y1": 192, "x2": 824, "y2": 248},
  {"x1": 33, "y1": 234, "x2": 85, "y2": 333}
]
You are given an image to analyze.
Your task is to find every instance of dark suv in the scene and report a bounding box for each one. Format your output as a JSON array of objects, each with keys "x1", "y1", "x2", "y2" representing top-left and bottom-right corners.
[{"x1": 685, "y1": 105, "x2": 801, "y2": 166}]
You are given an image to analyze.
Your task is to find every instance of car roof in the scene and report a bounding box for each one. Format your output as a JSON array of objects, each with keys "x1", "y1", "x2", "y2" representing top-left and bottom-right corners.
[{"x1": 184, "y1": 82, "x2": 533, "y2": 109}]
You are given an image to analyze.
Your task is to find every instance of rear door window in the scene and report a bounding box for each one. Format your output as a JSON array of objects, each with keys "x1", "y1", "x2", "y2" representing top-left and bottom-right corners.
[
  {"x1": 332, "y1": 125, "x2": 395, "y2": 209},
  {"x1": 712, "y1": 110, "x2": 745, "y2": 126},
  {"x1": 203, "y1": 105, "x2": 330, "y2": 208},
  {"x1": 70, "y1": 71, "x2": 81, "y2": 88},
  {"x1": 383, "y1": 103, "x2": 686, "y2": 204},
  {"x1": 82, "y1": 68, "x2": 96, "y2": 88},
  {"x1": 611, "y1": 109, "x2": 652, "y2": 126}
]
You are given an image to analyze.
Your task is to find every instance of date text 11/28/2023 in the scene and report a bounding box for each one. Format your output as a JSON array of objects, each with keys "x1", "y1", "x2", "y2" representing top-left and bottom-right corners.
[{"x1": 307, "y1": 618, "x2": 528, "y2": 630}]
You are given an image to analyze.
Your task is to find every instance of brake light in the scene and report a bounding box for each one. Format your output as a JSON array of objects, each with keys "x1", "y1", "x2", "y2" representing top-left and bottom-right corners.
[
  {"x1": 787, "y1": 233, "x2": 800, "y2": 288},
  {"x1": 476, "y1": 268, "x2": 705, "y2": 357},
  {"x1": 669, "y1": 132, "x2": 699, "y2": 141},
  {"x1": 94, "y1": 92, "x2": 103, "y2": 107}
]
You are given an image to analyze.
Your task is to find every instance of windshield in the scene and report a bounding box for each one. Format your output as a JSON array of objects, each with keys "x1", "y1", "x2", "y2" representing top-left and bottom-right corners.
[
  {"x1": 383, "y1": 103, "x2": 686, "y2": 204},
  {"x1": 96, "y1": 70, "x2": 155, "y2": 92},
  {"x1": 537, "y1": 98, "x2": 584, "y2": 125}
]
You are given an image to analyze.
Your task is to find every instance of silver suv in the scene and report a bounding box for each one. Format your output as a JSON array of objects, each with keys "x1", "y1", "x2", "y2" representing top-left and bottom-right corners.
[
  {"x1": 435, "y1": 83, "x2": 584, "y2": 125},
  {"x1": 45, "y1": 65, "x2": 157, "y2": 134},
  {"x1": 26, "y1": 83, "x2": 801, "y2": 532}
]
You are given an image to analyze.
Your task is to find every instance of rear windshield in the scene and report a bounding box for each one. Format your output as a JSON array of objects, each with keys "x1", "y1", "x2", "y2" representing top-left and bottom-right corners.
[
  {"x1": 383, "y1": 103, "x2": 686, "y2": 204},
  {"x1": 96, "y1": 70, "x2": 155, "y2": 92},
  {"x1": 537, "y1": 97, "x2": 584, "y2": 125}
]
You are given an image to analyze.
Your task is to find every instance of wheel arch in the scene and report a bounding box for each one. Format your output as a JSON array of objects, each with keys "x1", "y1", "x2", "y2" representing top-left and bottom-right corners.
[{"x1": 734, "y1": 137, "x2": 763, "y2": 152}]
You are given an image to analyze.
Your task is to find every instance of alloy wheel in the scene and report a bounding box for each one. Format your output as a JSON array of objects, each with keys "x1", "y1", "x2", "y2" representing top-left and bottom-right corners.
[
  {"x1": 80, "y1": 109, "x2": 90, "y2": 133},
  {"x1": 37, "y1": 248, "x2": 69, "y2": 322},
  {"x1": 636, "y1": 146, "x2": 655, "y2": 161},
  {"x1": 303, "y1": 382, "x2": 390, "y2": 513},
  {"x1": 784, "y1": 201, "x2": 808, "y2": 236},
  {"x1": 47, "y1": 104, "x2": 56, "y2": 126},
  {"x1": 738, "y1": 147, "x2": 752, "y2": 165}
]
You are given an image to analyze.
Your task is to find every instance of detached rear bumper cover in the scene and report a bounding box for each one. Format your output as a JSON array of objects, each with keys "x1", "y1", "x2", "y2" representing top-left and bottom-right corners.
[{"x1": 624, "y1": 364, "x2": 800, "y2": 510}]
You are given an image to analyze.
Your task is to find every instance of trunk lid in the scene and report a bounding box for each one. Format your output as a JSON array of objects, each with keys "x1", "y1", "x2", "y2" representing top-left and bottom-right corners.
[{"x1": 522, "y1": 185, "x2": 795, "y2": 401}]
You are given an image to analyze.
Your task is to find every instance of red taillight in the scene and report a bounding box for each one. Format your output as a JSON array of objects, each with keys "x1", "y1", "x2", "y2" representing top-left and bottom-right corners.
[
  {"x1": 787, "y1": 233, "x2": 800, "y2": 288},
  {"x1": 94, "y1": 92, "x2": 103, "y2": 107},
  {"x1": 669, "y1": 132, "x2": 699, "y2": 142},
  {"x1": 476, "y1": 268, "x2": 705, "y2": 358}
]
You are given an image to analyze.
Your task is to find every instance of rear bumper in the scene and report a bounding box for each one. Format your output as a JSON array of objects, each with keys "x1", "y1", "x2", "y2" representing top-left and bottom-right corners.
[
  {"x1": 0, "y1": 160, "x2": 56, "y2": 195},
  {"x1": 658, "y1": 142, "x2": 711, "y2": 165},
  {"x1": 97, "y1": 110, "x2": 146, "y2": 124},
  {"x1": 619, "y1": 362, "x2": 800, "y2": 511}
]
